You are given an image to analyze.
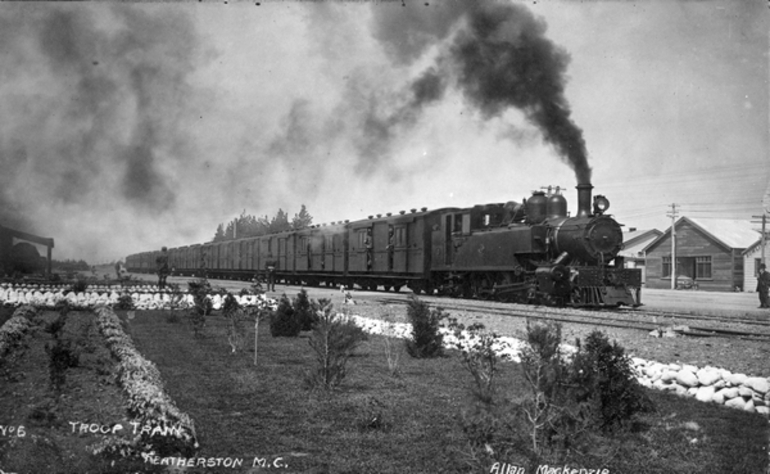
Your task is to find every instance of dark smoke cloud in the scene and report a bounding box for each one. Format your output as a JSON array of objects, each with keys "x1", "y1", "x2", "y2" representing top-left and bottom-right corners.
[
  {"x1": 451, "y1": 3, "x2": 591, "y2": 184},
  {"x1": 369, "y1": 1, "x2": 592, "y2": 184},
  {"x1": 0, "y1": 4, "x2": 203, "y2": 257}
]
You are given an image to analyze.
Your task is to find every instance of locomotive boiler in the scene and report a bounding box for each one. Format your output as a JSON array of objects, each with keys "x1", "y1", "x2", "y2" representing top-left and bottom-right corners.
[{"x1": 126, "y1": 184, "x2": 641, "y2": 308}]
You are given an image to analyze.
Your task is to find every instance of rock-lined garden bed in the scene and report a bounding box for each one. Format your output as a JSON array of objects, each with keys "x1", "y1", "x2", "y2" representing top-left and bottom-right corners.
[
  {"x1": 0, "y1": 303, "x2": 202, "y2": 472},
  {"x1": 0, "y1": 305, "x2": 36, "y2": 356},
  {"x1": 93, "y1": 306, "x2": 199, "y2": 456},
  {"x1": 350, "y1": 314, "x2": 770, "y2": 419}
]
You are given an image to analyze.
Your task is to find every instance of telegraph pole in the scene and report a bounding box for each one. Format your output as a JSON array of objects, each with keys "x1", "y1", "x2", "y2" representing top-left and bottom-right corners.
[
  {"x1": 667, "y1": 203, "x2": 679, "y2": 290},
  {"x1": 763, "y1": 214, "x2": 766, "y2": 268},
  {"x1": 751, "y1": 214, "x2": 767, "y2": 267}
]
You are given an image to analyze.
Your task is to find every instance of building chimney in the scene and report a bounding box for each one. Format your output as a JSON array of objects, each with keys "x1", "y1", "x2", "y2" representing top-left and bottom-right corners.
[{"x1": 576, "y1": 184, "x2": 593, "y2": 218}]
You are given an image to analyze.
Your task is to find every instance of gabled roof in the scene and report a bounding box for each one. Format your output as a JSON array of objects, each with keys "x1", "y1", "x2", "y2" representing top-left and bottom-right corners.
[
  {"x1": 619, "y1": 229, "x2": 662, "y2": 258},
  {"x1": 622, "y1": 228, "x2": 662, "y2": 247},
  {"x1": 643, "y1": 217, "x2": 759, "y2": 253},
  {"x1": 742, "y1": 238, "x2": 768, "y2": 256}
]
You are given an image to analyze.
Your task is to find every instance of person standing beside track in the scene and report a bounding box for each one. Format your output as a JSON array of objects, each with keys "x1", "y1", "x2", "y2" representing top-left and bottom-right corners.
[
  {"x1": 266, "y1": 257, "x2": 277, "y2": 292},
  {"x1": 156, "y1": 247, "x2": 170, "y2": 289},
  {"x1": 756, "y1": 263, "x2": 770, "y2": 308}
]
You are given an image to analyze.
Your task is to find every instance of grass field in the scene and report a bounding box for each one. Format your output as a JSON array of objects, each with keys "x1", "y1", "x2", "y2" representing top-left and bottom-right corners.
[{"x1": 116, "y1": 307, "x2": 768, "y2": 474}]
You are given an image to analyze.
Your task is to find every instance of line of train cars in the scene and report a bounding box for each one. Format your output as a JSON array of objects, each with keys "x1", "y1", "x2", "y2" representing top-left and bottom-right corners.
[{"x1": 125, "y1": 185, "x2": 641, "y2": 307}]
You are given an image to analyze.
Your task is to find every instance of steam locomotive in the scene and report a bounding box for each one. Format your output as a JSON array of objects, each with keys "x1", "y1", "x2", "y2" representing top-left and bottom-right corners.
[{"x1": 125, "y1": 184, "x2": 641, "y2": 307}]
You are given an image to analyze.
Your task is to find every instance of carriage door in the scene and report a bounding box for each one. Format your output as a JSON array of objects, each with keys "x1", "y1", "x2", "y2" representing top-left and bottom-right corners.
[
  {"x1": 350, "y1": 227, "x2": 370, "y2": 272},
  {"x1": 392, "y1": 224, "x2": 407, "y2": 273},
  {"x1": 444, "y1": 215, "x2": 454, "y2": 265},
  {"x1": 373, "y1": 222, "x2": 389, "y2": 272},
  {"x1": 285, "y1": 235, "x2": 295, "y2": 273},
  {"x1": 278, "y1": 238, "x2": 287, "y2": 271}
]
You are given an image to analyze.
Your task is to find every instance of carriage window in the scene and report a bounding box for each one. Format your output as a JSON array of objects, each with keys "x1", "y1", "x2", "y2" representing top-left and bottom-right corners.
[
  {"x1": 395, "y1": 227, "x2": 406, "y2": 248},
  {"x1": 453, "y1": 214, "x2": 463, "y2": 233},
  {"x1": 358, "y1": 230, "x2": 368, "y2": 249}
]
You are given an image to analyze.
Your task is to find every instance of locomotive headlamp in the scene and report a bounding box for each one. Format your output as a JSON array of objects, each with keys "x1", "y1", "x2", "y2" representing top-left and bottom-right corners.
[{"x1": 593, "y1": 195, "x2": 610, "y2": 215}]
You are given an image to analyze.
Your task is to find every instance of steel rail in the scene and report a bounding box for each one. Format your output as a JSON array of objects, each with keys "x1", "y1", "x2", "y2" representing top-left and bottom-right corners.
[{"x1": 373, "y1": 296, "x2": 770, "y2": 341}]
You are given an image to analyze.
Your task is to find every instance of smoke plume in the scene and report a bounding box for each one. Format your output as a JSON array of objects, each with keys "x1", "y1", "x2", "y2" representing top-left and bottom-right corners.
[{"x1": 370, "y1": 1, "x2": 592, "y2": 184}]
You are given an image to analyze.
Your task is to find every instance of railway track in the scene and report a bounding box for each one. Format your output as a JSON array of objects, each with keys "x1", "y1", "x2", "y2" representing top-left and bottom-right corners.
[
  {"x1": 372, "y1": 295, "x2": 770, "y2": 341},
  {"x1": 130, "y1": 273, "x2": 770, "y2": 340}
]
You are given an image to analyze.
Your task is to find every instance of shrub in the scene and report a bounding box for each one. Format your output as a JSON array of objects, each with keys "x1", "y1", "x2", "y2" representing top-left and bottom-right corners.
[
  {"x1": 456, "y1": 321, "x2": 574, "y2": 467},
  {"x1": 222, "y1": 293, "x2": 246, "y2": 353},
  {"x1": 187, "y1": 279, "x2": 212, "y2": 337},
  {"x1": 306, "y1": 303, "x2": 368, "y2": 389},
  {"x1": 515, "y1": 320, "x2": 578, "y2": 457},
  {"x1": 380, "y1": 313, "x2": 402, "y2": 378},
  {"x1": 115, "y1": 294, "x2": 134, "y2": 310},
  {"x1": 71, "y1": 279, "x2": 88, "y2": 293},
  {"x1": 447, "y1": 318, "x2": 500, "y2": 405},
  {"x1": 404, "y1": 296, "x2": 447, "y2": 358},
  {"x1": 566, "y1": 330, "x2": 653, "y2": 432},
  {"x1": 293, "y1": 289, "x2": 318, "y2": 331},
  {"x1": 269, "y1": 294, "x2": 301, "y2": 337},
  {"x1": 458, "y1": 321, "x2": 654, "y2": 470}
]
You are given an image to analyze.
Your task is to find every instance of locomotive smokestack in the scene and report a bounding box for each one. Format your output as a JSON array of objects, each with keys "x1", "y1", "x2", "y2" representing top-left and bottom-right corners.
[{"x1": 576, "y1": 184, "x2": 593, "y2": 218}]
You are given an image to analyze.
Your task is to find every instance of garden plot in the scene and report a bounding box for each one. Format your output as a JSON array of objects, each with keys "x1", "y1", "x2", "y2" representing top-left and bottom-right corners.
[{"x1": 1, "y1": 293, "x2": 768, "y2": 473}]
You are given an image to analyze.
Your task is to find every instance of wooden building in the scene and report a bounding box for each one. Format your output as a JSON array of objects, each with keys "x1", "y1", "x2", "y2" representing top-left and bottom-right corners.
[
  {"x1": 619, "y1": 228, "x2": 662, "y2": 285},
  {"x1": 643, "y1": 217, "x2": 759, "y2": 292},
  {"x1": 742, "y1": 239, "x2": 769, "y2": 293}
]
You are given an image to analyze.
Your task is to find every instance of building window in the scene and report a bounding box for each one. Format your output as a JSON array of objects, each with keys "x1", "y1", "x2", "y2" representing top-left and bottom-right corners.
[
  {"x1": 695, "y1": 256, "x2": 712, "y2": 279},
  {"x1": 662, "y1": 256, "x2": 671, "y2": 278}
]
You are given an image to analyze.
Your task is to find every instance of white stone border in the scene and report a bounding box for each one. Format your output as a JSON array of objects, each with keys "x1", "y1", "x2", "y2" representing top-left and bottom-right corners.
[
  {"x1": 349, "y1": 314, "x2": 770, "y2": 418},
  {"x1": 0, "y1": 286, "x2": 276, "y2": 311}
]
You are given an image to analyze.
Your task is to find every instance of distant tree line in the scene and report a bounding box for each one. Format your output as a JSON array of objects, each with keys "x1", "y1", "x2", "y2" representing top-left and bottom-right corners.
[
  {"x1": 212, "y1": 205, "x2": 314, "y2": 242},
  {"x1": 51, "y1": 259, "x2": 90, "y2": 272}
]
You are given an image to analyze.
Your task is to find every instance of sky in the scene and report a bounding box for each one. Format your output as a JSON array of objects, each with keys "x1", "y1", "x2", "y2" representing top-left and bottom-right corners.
[{"x1": 0, "y1": 0, "x2": 767, "y2": 262}]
